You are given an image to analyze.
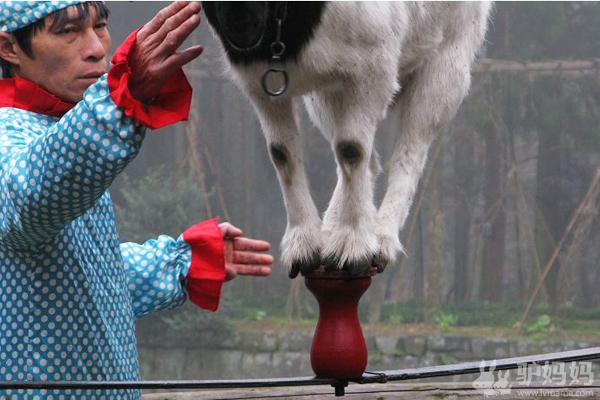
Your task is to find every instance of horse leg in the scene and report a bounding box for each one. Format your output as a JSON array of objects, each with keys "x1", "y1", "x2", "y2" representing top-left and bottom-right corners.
[
  {"x1": 304, "y1": 74, "x2": 397, "y2": 274},
  {"x1": 376, "y1": 25, "x2": 485, "y2": 271},
  {"x1": 251, "y1": 96, "x2": 323, "y2": 277}
]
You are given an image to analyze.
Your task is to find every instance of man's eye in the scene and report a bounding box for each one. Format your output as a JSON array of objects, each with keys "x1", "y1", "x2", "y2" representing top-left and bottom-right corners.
[
  {"x1": 95, "y1": 22, "x2": 108, "y2": 30},
  {"x1": 59, "y1": 26, "x2": 77, "y2": 34}
]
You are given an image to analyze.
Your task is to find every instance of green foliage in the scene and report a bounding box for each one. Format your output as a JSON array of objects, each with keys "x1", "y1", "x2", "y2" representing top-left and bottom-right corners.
[
  {"x1": 558, "y1": 303, "x2": 600, "y2": 321},
  {"x1": 380, "y1": 301, "x2": 525, "y2": 327},
  {"x1": 376, "y1": 300, "x2": 600, "y2": 335},
  {"x1": 521, "y1": 314, "x2": 556, "y2": 340},
  {"x1": 243, "y1": 309, "x2": 267, "y2": 322},
  {"x1": 437, "y1": 353, "x2": 457, "y2": 365},
  {"x1": 442, "y1": 302, "x2": 523, "y2": 327},
  {"x1": 389, "y1": 313, "x2": 404, "y2": 326},
  {"x1": 380, "y1": 300, "x2": 426, "y2": 324},
  {"x1": 226, "y1": 295, "x2": 318, "y2": 321},
  {"x1": 434, "y1": 312, "x2": 459, "y2": 333},
  {"x1": 114, "y1": 165, "x2": 212, "y2": 243}
]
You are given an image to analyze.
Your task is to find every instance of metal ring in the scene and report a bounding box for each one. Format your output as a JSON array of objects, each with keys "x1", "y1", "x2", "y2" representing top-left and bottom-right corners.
[
  {"x1": 261, "y1": 67, "x2": 289, "y2": 96},
  {"x1": 270, "y1": 41, "x2": 286, "y2": 57}
]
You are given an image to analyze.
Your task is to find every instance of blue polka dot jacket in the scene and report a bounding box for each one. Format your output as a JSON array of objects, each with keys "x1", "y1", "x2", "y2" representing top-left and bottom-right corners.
[{"x1": 0, "y1": 29, "x2": 226, "y2": 399}]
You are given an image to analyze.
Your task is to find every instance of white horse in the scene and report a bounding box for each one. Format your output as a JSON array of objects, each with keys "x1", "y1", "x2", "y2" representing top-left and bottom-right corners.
[{"x1": 203, "y1": 2, "x2": 492, "y2": 277}]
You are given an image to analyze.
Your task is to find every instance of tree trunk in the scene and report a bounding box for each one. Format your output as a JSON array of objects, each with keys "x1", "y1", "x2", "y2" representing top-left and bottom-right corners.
[
  {"x1": 425, "y1": 165, "x2": 445, "y2": 311},
  {"x1": 534, "y1": 126, "x2": 564, "y2": 309},
  {"x1": 453, "y1": 127, "x2": 476, "y2": 302},
  {"x1": 479, "y1": 127, "x2": 507, "y2": 302},
  {"x1": 413, "y1": 210, "x2": 425, "y2": 301}
]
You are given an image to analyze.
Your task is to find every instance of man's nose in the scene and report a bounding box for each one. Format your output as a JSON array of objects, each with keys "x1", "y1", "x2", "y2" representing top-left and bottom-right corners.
[{"x1": 83, "y1": 30, "x2": 108, "y2": 61}]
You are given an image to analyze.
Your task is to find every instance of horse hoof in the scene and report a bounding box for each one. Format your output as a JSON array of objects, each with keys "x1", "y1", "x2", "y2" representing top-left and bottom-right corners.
[
  {"x1": 372, "y1": 254, "x2": 388, "y2": 273},
  {"x1": 289, "y1": 253, "x2": 321, "y2": 279}
]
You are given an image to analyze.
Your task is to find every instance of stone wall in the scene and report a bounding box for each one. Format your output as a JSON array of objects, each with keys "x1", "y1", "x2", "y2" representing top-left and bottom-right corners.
[{"x1": 137, "y1": 328, "x2": 600, "y2": 382}]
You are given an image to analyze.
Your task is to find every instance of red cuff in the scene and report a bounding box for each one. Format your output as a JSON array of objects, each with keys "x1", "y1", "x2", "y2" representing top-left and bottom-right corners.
[
  {"x1": 107, "y1": 27, "x2": 193, "y2": 130},
  {"x1": 182, "y1": 218, "x2": 226, "y2": 311}
]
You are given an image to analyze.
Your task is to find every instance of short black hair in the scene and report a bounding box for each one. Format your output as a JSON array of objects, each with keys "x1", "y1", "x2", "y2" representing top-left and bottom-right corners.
[{"x1": 1, "y1": 2, "x2": 110, "y2": 78}]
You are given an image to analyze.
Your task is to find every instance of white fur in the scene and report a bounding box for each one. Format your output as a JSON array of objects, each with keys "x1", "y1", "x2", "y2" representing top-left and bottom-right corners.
[{"x1": 214, "y1": 2, "x2": 492, "y2": 274}]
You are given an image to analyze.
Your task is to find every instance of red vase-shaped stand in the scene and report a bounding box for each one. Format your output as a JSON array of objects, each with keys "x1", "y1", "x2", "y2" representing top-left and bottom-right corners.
[{"x1": 304, "y1": 268, "x2": 375, "y2": 379}]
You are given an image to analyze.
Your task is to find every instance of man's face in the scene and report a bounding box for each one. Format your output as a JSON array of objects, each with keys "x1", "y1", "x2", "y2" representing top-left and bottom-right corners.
[{"x1": 13, "y1": 4, "x2": 111, "y2": 103}]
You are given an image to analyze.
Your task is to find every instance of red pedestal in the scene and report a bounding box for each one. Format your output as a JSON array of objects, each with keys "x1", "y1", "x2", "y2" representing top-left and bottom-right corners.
[{"x1": 304, "y1": 268, "x2": 375, "y2": 379}]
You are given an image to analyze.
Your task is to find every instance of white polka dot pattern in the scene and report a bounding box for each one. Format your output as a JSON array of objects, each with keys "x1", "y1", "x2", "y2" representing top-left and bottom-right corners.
[
  {"x1": 0, "y1": 1, "x2": 86, "y2": 33},
  {"x1": 0, "y1": 76, "x2": 192, "y2": 399}
]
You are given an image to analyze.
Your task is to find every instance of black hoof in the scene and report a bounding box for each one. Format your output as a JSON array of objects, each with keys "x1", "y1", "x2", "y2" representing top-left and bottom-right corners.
[
  {"x1": 289, "y1": 252, "x2": 321, "y2": 279},
  {"x1": 322, "y1": 256, "x2": 338, "y2": 272},
  {"x1": 288, "y1": 264, "x2": 301, "y2": 279},
  {"x1": 322, "y1": 255, "x2": 372, "y2": 276},
  {"x1": 342, "y1": 257, "x2": 372, "y2": 276},
  {"x1": 372, "y1": 254, "x2": 388, "y2": 273}
]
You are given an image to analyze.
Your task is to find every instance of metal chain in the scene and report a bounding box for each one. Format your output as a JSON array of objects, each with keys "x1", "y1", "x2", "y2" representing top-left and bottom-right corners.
[{"x1": 261, "y1": 2, "x2": 289, "y2": 96}]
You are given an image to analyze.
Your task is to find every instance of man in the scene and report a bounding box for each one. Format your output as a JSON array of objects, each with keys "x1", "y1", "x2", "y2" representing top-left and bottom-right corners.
[{"x1": 0, "y1": 1, "x2": 274, "y2": 399}]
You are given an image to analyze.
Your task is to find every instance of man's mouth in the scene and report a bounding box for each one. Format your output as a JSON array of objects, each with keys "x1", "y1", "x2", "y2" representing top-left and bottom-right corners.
[{"x1": 78, "y1": 72, "x2": 105, "y2": 82}]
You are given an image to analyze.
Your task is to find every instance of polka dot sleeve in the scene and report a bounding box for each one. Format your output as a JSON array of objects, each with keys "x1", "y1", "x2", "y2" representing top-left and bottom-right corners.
[
  {"x1": 121, "y1": 219, "x2": 225, "y2": 318},
  {"x1": 0, "y1": 79, "x2": 145, "y2": 251},
  {"x1": 120, "y1": 235, "x2": 189, "y2": 319}
]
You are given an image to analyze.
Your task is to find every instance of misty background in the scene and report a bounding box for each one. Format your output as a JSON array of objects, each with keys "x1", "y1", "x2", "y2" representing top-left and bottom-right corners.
[{"x1": 105, "y1": 1, "x2": 600, "y2": 379}]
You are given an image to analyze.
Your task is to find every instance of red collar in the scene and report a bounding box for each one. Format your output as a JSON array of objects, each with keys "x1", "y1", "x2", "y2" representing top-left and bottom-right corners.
[{"x1": 0, "y1": 77, "x2": 75, "y2": 118}]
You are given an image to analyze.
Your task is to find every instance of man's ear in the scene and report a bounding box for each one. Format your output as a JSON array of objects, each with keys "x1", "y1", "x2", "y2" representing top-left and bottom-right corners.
[{"x1": 0, "y1": 32, "x2": 21, "y2": 66}]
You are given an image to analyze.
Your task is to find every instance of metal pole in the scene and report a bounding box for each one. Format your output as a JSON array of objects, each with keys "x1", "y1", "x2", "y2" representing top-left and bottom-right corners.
[{"x1": 1, "y1": 347, "x2": 599, "y2": 395}]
